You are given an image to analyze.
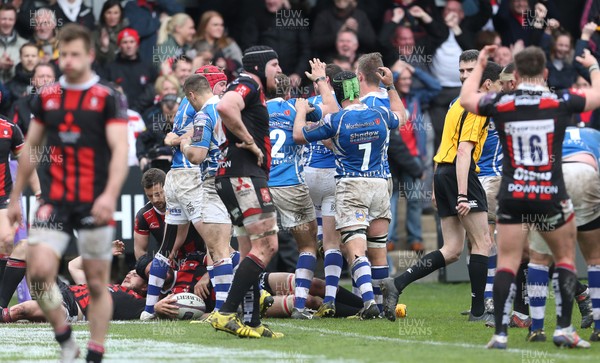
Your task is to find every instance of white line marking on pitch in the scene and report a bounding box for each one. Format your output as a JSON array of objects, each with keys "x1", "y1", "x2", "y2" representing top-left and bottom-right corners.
[{"x1": 272, "y1": 322, "x2": 597, "y2": 361}]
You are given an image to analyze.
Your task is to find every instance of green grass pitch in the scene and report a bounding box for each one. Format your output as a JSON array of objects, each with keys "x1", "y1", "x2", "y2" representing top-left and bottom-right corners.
[{"x1": 1, "y1": 282, "x2": 597, "y2": 362}]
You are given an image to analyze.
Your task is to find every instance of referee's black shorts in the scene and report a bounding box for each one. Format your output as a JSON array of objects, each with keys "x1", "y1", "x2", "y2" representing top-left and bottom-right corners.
[{"x1": 434, "y1": 163, "x2": 487, "y2": 218}]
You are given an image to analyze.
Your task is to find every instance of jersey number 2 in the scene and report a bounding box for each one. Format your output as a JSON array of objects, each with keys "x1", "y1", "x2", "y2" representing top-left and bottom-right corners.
[
  {"x1": 358, "y1": 143, "x2": 371, "y2": 171},
  {"x1": 270, "y1": 129, "x2": 286, "y2": 158}
]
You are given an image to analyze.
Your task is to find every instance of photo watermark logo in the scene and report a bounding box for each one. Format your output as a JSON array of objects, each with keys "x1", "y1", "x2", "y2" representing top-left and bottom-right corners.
[{"x1": 276, "y1": 9, "x2": 309, "y2": 29}]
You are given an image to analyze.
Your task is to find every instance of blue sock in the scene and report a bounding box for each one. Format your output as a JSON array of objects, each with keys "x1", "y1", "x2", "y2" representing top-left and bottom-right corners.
[
  {"x1": 145, "y1": 253, "x2": 170, "y2": 314},
  {"x1": 371, "y1": 265, "x2": 389, "y2": 313},
  {"x1": 351, "y1": 256, "x2": 375, "y2": 306},
  {"x1": 231, "y1": 251, "x2": 240, "y2": 274},
  {"x1": 213, "y1": 258, "x2": 233, "y2": 311},
  {"x1": 527, "y1": 263, "x2": 549, "y2": 331},
  {"x1": 294, "y1": 252, "x2": 317, "y2": 310},
  {"x1": 485, "y1": 251, "x2": 496, "y2": 300},
  {"x1": 323, "y1": 249, "x2": 343, "y2": 304},
  {"x1": 589, "y1": 265, "x2": 600, "y2": 330}
]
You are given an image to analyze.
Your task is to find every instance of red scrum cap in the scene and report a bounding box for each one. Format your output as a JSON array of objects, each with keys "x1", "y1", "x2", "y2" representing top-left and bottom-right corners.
[
  {"x1": 195, "y1": 65, "x2": 227, "y2": 92},
  {"x1": 117, "y1": 28, "x2": 140, "y2": 46}
]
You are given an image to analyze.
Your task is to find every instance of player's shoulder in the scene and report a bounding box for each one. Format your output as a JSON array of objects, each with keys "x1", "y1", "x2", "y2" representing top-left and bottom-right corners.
[
  {"x1": 227, "y1": 74, "x2": 260, "y2": 94},
  {"x1": 94, "y1": 79, "x2": 121, "y2": 97},
  {"x1": 137, "y1": 201, "x2": 154, "y2": 217}
]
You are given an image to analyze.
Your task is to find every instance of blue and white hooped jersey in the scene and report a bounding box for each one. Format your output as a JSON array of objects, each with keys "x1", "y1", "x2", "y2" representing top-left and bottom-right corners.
[
  {"x1": 360, "y1": 90, "x2": 391, "y2": 177},
  {"x1": 478, "y1": 119, "x2": 503, "y2": 177},
  {"x1": 302, "y1": 103, "x2": 399, "y2": 178},
  {"x1": 268, "y1": 97, "x2": 322, "y2": 187},
  {"x1": 304, "y1": 94, "x2": 339, "y2": 169},
  {"x1": 171, "y1": 97, "x2": 198, "y2": 169},
  {"x1": 190, "y1": 95, "x2": 224, "y2": 178},
  {"x1": 563, "y1": 127, "x2": 600, "y2": 169}
]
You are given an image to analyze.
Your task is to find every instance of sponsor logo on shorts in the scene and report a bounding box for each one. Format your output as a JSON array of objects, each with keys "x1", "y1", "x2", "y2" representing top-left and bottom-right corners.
[
  {"x1": 186, "y1": 202, "x2": 195, "y2": 215},
  {"x1": 469, "y1": 200, "x2": 478, "y2": 208},
  {"x1": 355, "y1": 209, "x2": 366, "y2": 222},
  {"x1": 169, "y1": 208, "x2": 182, "y2": 216},
  {"x1": 80, "y1": 216, "x2": 95, "y2": 226},
  {"x1": 149, "y1": 222, "x2": 159, "y2": 228},
  {"x1": 260, "y1": 188, "x2": 272, "y2": 203},
  {"x1": 231, "y1": 207, "x2": 242, "y2": 221}
]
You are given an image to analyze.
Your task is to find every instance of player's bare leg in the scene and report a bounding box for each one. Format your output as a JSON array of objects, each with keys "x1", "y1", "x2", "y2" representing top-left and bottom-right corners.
[
  {"x1": 1, "y1": 300, "x2": 47, "y2": 323},
  {"x1": 27, "y1": 242, "x2": 79, "y2": 361},
  {"x1": 578, "y1": 227, "x2": 600, "y2": 340},
  {"x1": 0, "y1": 210, "x2": 15, "y2": 254}
]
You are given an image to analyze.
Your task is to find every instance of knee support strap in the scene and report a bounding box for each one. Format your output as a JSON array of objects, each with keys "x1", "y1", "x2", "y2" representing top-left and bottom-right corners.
[
  {"x1": 341, "y1": 228, "x2": 367, "y2": 244},
  {"x1": 367, "y1": 234, "x2": 388, "y2": 249}
]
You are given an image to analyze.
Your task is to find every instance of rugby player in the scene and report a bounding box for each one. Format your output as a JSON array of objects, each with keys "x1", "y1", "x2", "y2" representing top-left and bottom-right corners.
[
  {"x1": 266, "y1": 61, "x2": 338, "y2": 319},
  {"x1": 210, "y1": 46, "x2": 282, "y2": 338},
  {"x1": 461, "y1": 45, "x2": 600, "y2": 349},
  {"x1": 142, "y1": 66, "x2": 229, "y2": 319},
  {"x1": 381, "y1": 51, "x2": 499, "y2": 324},
  {"x1": 7, "y1": 24, "x2": 129, "y2": 362},
  {"x1": 304, "y1": 63, "x2": 344, "y2": 318},
  {"x1": 295, "y1": 69, "x2": 405, "y2": 319}
]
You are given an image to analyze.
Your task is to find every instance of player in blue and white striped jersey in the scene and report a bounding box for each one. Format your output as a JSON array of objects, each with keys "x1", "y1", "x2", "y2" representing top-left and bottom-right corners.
[
  {"x1": 295, "y1": 70, "x2": 406, "y2": 319},
  {"x1": 304, "y1": 64, "x2": 344, "y2": 318},
  {"x1": 142, "y1": 67, "x2": 229, "y2": 319},
  {"x1": 267, "y1": 67, "x2": 338, "y2": 319}
]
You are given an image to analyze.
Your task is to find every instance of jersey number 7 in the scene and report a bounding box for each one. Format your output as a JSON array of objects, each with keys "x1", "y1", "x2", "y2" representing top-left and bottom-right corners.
[{"x1": 359, "y1": 143, "x2": 372, "y2": 171}]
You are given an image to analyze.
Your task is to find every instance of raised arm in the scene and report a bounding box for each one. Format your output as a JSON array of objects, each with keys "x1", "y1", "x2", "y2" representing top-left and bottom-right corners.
[
  {"x1": 377, "y1": 66, "x2": 407, "y2": 126},
  {"x1": 460, "y1": 45, "x2": 497, "y2": 113},
  {"x1": 575, "y1": 49, "x2": 600, "y2": 112}
]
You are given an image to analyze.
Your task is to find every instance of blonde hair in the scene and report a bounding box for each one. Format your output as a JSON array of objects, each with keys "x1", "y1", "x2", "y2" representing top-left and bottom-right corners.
[
  {"x1": 154, "y1": 74, "x2": 181, "y2": 96},
  {"x1": 158, "y1": 13, "x2": 193, "y2": 44},
  {"x1": 195, "y1": 10, "x2": 230, "y2": 49}
]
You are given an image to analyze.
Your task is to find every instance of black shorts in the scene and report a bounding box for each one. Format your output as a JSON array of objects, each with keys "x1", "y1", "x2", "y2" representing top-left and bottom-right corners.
[
  {"x1": 434, "y1": 164, "x2": 487, "y2": 218},
  {"x1": 579, "y1": 214, "x2": 600, "y2": 232},
  {"x1": 32, "y1": 201, "x2": 101, "y2": 234},
  {"x1": 215, "y1": 176, "x2": 275, "y2": 227},
  {"x1": 57, "y1": 279, "x2": 79, "y2": 319},
  {"x1": 496, "y1": 198, "x2": 575, "y2": 232},
  {"x1": 0, "y1": 196, "x2": 8, "y2": 209}
]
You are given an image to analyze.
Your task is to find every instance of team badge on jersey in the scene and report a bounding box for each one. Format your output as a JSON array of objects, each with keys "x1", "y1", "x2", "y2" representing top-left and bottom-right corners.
[{"x1": 235, "y1": 84, "x2": 251, "y2": 98}]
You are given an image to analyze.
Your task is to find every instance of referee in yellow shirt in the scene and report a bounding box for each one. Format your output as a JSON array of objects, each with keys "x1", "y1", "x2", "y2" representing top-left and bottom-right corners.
[{"x1": 381, "y1": 50, "x2": 502, "y2": 323}]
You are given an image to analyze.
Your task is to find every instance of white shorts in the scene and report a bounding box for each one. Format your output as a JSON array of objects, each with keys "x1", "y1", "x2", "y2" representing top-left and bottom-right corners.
[
  {"x1": 305, "y1": 166, "x2": 336, "y2": 217},
  {"x1": 479, "y1": 175, "x2": 501, "y2": 224},
  {"x1": 29, "y1": 226, "x2": 114, "y2": 260},
  {"x1": 270, "y1": 184, "x2": 316, "y2": 228},
  {"x1": 200, "y1": 177, "x2": 231, "y2": 224},
  {"x1": 335, "y1": 177, "x2": 391, "y2": 229},
  {"x1": 563, "y1": 162, "x2": 600, "y2": 227},
  {"x1": 164, "y1": 168, "x2": 203, "y2": 225}
]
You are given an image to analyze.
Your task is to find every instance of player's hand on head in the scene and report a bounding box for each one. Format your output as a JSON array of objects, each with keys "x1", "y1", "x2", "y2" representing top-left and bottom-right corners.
[
  {"x1": 479, "y1": 45, "x2": 497, "y2": 68},
  {"x1": 576, "y1": 49, "x2": 599, "y2": 68},
  {"x1": 91, "y1": 192, "x2": 117, "y2": 225},
  {"x1": 377, "y1": 67, "x2": 394, "y2": 86}
]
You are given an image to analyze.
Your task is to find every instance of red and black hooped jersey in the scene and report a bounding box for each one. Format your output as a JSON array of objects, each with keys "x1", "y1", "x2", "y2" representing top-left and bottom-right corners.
[
  {"x1": 171, "y1": 256, "x2": 208, "y2": 295},
  {"x1": 0, "y1": 118, "x2": 24, "y2": 197},
  {"x1": 134, "y1": 202, "x2": 206, "y2": 258},
  {"x1": 477, "y1": 87, "x2": 586, "y2": 202},
  {"x1": 217, "y1": 75, "x2": 271, "y2": 179},
  {"x1": 69, "y1": 283, "x2": 144, "y2": 317},
  {"x1": 30, "y1": 75, "x2": 128, "y2": 203}
]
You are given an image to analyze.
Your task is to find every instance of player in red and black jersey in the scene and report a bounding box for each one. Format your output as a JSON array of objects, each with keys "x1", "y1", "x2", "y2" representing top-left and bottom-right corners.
[
  {"x1": 0, "y1": 117, "x2": 24, "y2": 249},
  {"x1": 212, "y1": 46, "x2": 282, "y2": 339},
  {"x1": 133, "y1": 168, "x2": 205, "y2": 260},
  {"x1": 0, "y1": 269, "x2": 147, "y2": 324},
  {"x1": 461, "y1": 46, "x2": 600, "y2": 349},
  {"x1": 7, "y1": 24, "x2": 129, "y2": 362}
]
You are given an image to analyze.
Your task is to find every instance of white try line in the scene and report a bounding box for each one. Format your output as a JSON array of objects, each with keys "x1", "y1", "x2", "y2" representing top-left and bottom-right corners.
[{"x1": 272, "y1": 322, "x2": 597, "y2": 361}]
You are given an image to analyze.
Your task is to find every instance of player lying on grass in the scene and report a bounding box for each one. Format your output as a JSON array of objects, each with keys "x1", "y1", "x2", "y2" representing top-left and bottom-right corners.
[
  {"x1": 1, "y1": 242, "x2": 147, "y2": 323},
  {"x1": 136, "y1": 252, "x2": 364, "y2": 319}
]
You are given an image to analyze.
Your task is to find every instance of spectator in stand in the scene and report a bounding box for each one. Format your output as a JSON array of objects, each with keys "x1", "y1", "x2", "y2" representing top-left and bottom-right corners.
[
  {"x1": 572, "y1": 75, "x2": 592, "y2": 126},
  {"x1": 30, "y1": 8, "x2": 59, "y2": 63},
  {"x1": 102, "y1": 28, "x2": 158, "y2": 114},
  {"x1": 311, "y1": 0, "x2": 376, "y2": 59},
  {"x1": 243, "y1": 0, "x2": 310, "y2": 87},
  {"x1": 171, "y1": 56, "x2": 193, "y2": 88},
  {"x1": 50, "y1": 0, "x2": 95, "y2": 30},
  {"x1": 381, "y1": 0, "x2": 447, "y2": 46},
  {"x1": 13, "y1": 0, "x2": 40, "y2": 40},
  {"x1": 92, "y1": 0, "x2": 128, "y2": 66},
  {"x1": 0, "y1": 4, "x2": 27, "y2": 83},
  {"x1": 9, "y1": 62, "x2": 55, "y2": 136},
  {"x1": 331, "y1": 54, "x2": 352, "y2": 71},
  {"x1": 193, "y1": 10, "x2": 243, "y2": 71},
  {"x1": 493, "y1": 46, "x2": 513, "y2": 67},
  {"x1": 493, "y1": 0, "x2": 560, "y2": 46},
  {"x1": 537, "y1": 28, "x2": 587, "y2": 90},
  {"x1": 475, "y1": 30, "x2": 502, "y2": 50},
  {"x1": 155, "y1": 13, "x2": 195, "y2": 68},
  {"x1": 6, "y1": 43, "x2": 39, "y2": 101},
  {"x1": 428, "y1": 0, "x2": 490, "y2": 150},
  {"x1": 141, "y1": 74, "x2": 180, "y2": 130},
  {"x1": 137, "y1": 94, "x2": 181, "y2": 173},
  {"x1": 334, "y1": 28, "x2": 360, "y2": 66},
  {"x1": 389, "y1": 59, "x2": 440, "y2": 253},
  {"x1": 122, "y1": 0, "x2": 184, "y2": 61}
]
